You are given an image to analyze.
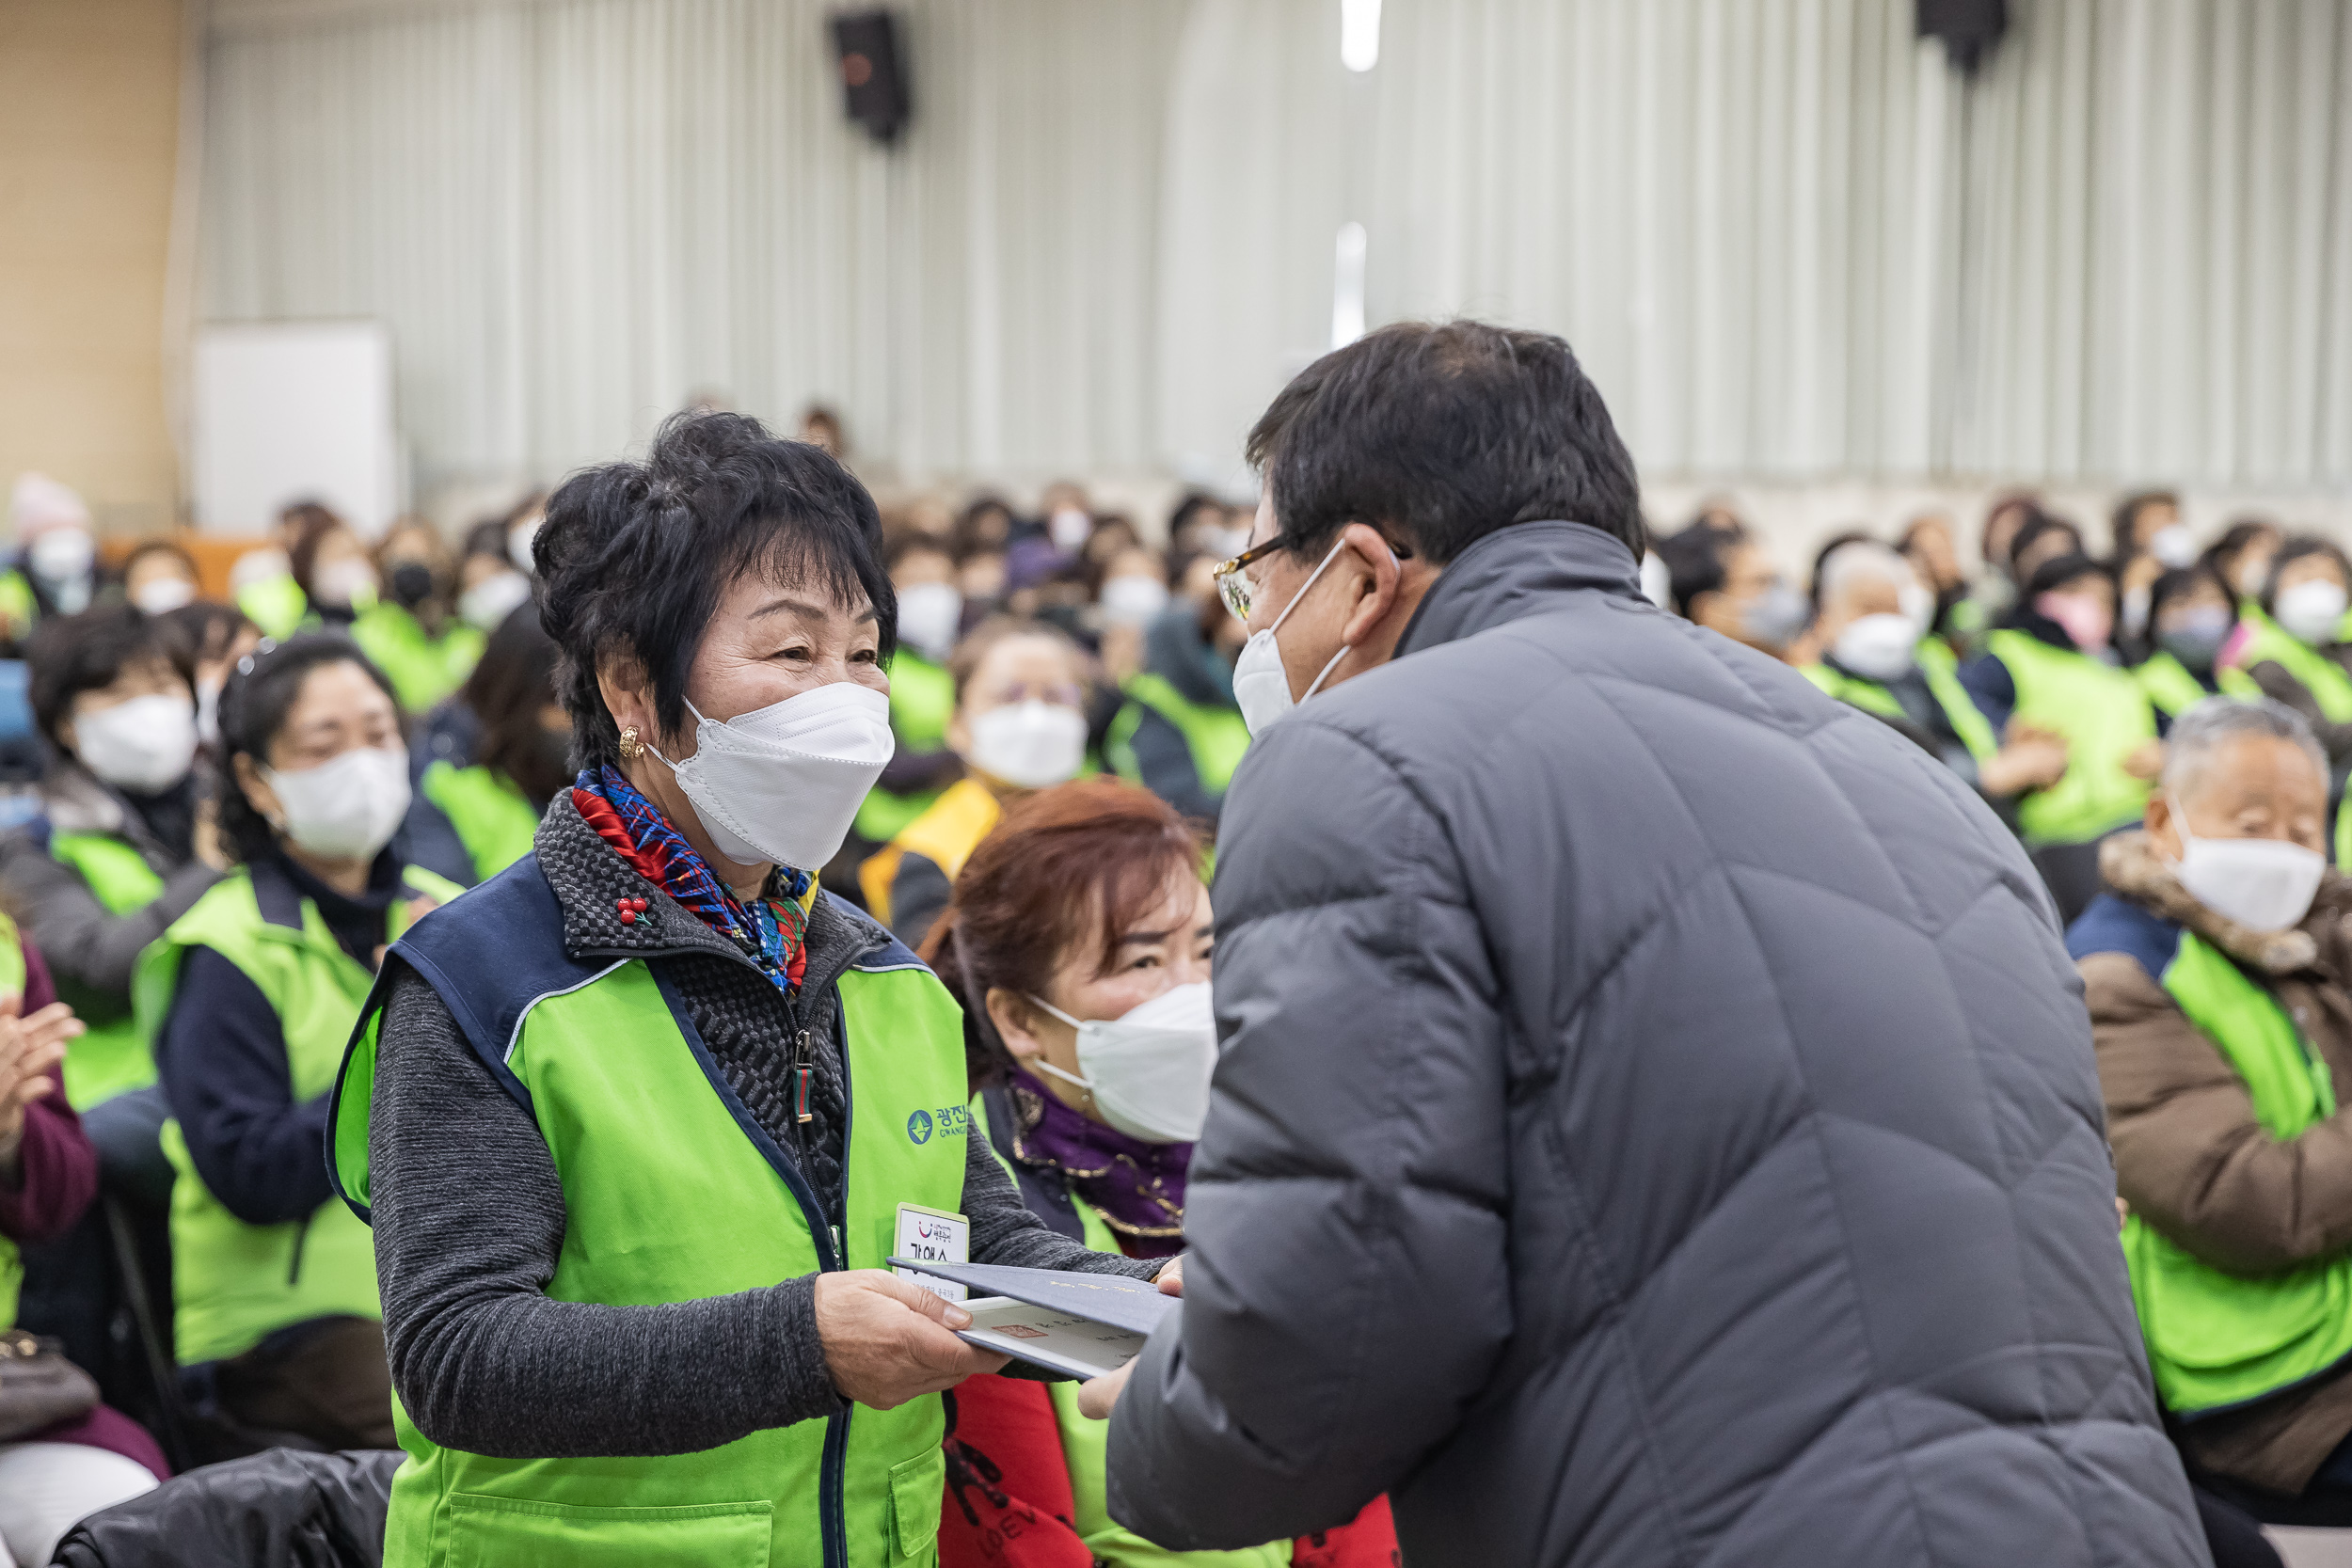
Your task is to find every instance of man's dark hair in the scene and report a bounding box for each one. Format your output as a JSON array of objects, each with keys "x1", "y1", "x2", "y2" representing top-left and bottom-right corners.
[
  {"x1": 1244, "y1": 320, "x2": 1643, "y2": 566},
  {"x1": 27, "y1": 605, "x2": 189, "y2": 751},
  {"x1": 214, "y1": 632, "x2": 402, "y2": 864},
  {"x1": 536, "y1": 410, "x2": 893, "y2": 773}
]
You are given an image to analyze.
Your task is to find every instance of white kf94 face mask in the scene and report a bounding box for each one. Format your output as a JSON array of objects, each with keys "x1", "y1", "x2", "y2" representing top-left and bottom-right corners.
[
  {"x1": 967, "y1": 700, "x2": 1087, "y2": 790},
  {"x1": 76, "y1": 693, "x2": 199, "y2": 796},
  {"x1": 1232, "y1": 537, "x2": 1394, "y2": 736},
  {"x1": 1025, "y1": 980, "x2": 1219, "y2": 1145},
  {"x1": 646, "y1": 681, "x2": 896, "y2": 875},
  {"x1": 2168, "y1": 793, "x2": 2326, "y2": 933},
  {"x1": 262, "y1": 745, "x2": 412, "y2": 861}
]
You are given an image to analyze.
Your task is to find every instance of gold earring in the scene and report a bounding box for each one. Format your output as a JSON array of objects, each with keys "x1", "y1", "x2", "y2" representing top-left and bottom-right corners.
[{"x1": 618, "y1": 726, "x2": 643, "y2": 761}]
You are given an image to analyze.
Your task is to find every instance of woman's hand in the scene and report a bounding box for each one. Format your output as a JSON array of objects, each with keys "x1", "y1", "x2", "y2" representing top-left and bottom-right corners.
[
  {"x1": 1154, "y1": 1254, "x2": 1184, "y2": 1295},
  {"x1": 815, "y1": 1270, "x2": 1009, "y2": 1410},
  {"x1": 0, "y1": 993, "x2": 80, "y2": 1172}
]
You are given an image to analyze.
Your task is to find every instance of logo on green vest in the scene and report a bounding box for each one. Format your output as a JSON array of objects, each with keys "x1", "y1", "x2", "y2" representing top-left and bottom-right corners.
[{"x1": 905, "y1": 1104, "x2": 970, "y2": 1145}]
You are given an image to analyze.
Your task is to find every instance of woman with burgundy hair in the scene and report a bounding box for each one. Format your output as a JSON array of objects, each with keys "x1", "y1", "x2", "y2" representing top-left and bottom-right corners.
[{"x1": 922, "y1": 777, "x2": 1394, "y2": 1568}]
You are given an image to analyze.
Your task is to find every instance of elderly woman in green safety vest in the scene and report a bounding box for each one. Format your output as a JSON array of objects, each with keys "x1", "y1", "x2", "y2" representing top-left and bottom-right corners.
[
  {"x1": 137, "y1": 631, "x2": 460, "y2": 1451},
  {"x1": 2131, "y1": 562, "x2": 2237, "y2": 721},
  {"x1": 2067, "y1": 696, "x2": 2352, "y2": 1508},
  {"x1": 0, "y1": 605, "x2": 223, "y2": 1112},
  {"x1": 402, "y1": 600, "x2": 570, "y2": 888},
  {"x1": 1959, "y1": 551, "x2": 2165, "y2": 923},
  {"x1": 1801, "y1": 539, "x2": 2070, "y2": 816},
  {"x1": 328, "y1": 411, "x2": 1176, "y2": 1568},
  {"x1": 2218, "y1": 536, "x2": 2352, "y2": 779}
]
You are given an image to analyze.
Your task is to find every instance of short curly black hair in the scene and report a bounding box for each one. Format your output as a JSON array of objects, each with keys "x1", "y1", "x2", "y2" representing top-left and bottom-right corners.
[{"x1": 536, "y1": 410, "x2": 895, "y2": 773}]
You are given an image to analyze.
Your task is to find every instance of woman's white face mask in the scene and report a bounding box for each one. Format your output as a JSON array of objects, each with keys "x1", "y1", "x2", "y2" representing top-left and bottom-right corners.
[
  {"x1": 646, "y1": 682, "x2": 896, "y2": 874},
  {"x1": 262, "y1": 744, "x2": 412, "y2": 861},
  {"x1": 2168, "y1": 793, "x2": 2325, "y2": 933},
  {"x1": 76, "y1": 694, "x2": 199, "y2": 796},
  {"x1": 1025, "y1": 980, "x2": 1218, "y2": 1145},
  {"x1": 458, "y1": 569, "x2": 532, "y2": 632},
  {"x1": 967, "y1": 700, "x2": 1086, "y2": 790}
]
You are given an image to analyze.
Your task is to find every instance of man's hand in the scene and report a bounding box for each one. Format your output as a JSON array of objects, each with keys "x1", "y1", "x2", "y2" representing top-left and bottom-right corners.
[
  {"x1": 0, "y1": 992, "x2": 80, "y2": 1167},
  {"x1": 1076, "y1": 1257, "x2": 1184, "y2": 1419},
  {"x1": 815, "y1": 1270, "x2": 1009, "y2": 1410},
  {"x1": 1077, "y1": 1357, "x2": 1136, "y2": 1420}
]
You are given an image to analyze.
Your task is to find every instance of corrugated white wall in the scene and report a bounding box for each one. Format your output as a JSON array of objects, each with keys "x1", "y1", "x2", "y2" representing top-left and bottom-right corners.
[{"x1": 200, "y1": 0, "x2": 2352, "y2": 510}]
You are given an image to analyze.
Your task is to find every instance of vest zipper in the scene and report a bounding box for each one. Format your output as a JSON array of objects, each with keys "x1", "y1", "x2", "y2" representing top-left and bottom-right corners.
[
  {"x1": 818, "y1": 1006, "x2": 855, "y2": 1568},
  {"x1": 286, "y1": 1212, "x2": 313, "y2": 1287}
]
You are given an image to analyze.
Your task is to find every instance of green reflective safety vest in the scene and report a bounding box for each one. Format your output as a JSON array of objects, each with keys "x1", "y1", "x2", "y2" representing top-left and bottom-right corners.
[
  {"x1": 1106, "y1": 674, "x2": 1251, "y2": 800},
  {"x1": 0, "y1": 917, "x2": 28, "y2": 1328},
  {"x1": 133, "y1": 863, "x2": 462, "y2": 1365},
  {"x1": 2123, "y1": 930, "x2": 2352, "y2": 1416},
  {"x1": 857, "y1": 653, "x2": 960, "y2": 845},
  {"x1": 1800, "y1": 642, "x2": 1997, "y2": 762},
  {"x1": 2217, "y1": 609, "x2": 2352, "y2": 722},
  {"x1": 237, "y1": 572, "x2": 310, "y2": 642},
  {"x1": 1984, "y1": 630, "x2": 2156, "y2": 847},
  {"x1": 2136, "y1": 651, "x2": 2222, "y2": 721},
  {"x1": 967, "y1": 1097, "x2": 1283, "y2": 1568},
  {"x1": 331, "y1": 879, "x2": 972, "y2": 1567},
  {"x1": 351, "y1": 603, "x2": 486, "y2": 715},
  {"x1": 49, "y1": 831, "x2": 170, "y2": 1107},
  {"x1": 420, "y1": 762, "x2": 541, "y2": 884}
]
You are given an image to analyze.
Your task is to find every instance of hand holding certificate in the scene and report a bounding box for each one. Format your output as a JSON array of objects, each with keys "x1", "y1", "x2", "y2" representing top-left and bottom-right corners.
[{"x1": 884, "y1": 1254, "x2": 1185, "y2": 1402}]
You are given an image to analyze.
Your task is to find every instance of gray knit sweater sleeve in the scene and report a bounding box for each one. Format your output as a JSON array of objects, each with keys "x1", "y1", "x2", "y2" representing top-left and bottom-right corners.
[{"x1": 371, "y1": 964, "x2": 843, "y2": 1458}]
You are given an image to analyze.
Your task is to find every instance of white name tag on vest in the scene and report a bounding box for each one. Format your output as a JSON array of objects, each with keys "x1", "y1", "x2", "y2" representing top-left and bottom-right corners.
[{"x1": 894, "y1": 1203, "x2": 970, "y2": 1302}]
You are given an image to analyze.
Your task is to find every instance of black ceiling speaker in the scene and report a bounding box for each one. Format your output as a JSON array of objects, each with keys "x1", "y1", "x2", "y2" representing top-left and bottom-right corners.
[
  {"x1": 831, "y1": 10, "x2": 910, "y2": 146},
  {"x1": 1916, "y1": 0, "x2": 2007, "y2": 76}
]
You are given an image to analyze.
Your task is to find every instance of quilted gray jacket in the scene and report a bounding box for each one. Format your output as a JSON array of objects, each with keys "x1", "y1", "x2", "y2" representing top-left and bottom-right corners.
[{"x1": 1106, "y1": 520, "x2": 2207, "y2": 1568}]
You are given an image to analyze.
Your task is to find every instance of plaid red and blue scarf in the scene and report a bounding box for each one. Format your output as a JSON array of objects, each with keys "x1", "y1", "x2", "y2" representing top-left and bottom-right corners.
[{"x1": 572, "y1": 764, "x2": 814, "y2": 991}]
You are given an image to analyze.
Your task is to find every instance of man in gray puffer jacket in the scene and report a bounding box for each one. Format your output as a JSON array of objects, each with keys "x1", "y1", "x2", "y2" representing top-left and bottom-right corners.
[{"x1": 1091, "y1": 322, "x2": 2208, "y2": 1567}]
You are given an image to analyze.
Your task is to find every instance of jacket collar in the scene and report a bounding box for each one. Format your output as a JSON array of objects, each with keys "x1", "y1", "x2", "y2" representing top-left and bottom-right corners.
[
  {"x1": 1397, "y1": 520, "x2": 1644, "y2": 657},
  {"x1": 531, "y1": 789, "x2": 886, "y2": 994},
  {"x1": 40, "y1": 758, "x2": 137, "y2": 842},
  {"x1": 2099, "y1": 829, "x2": 2337, "y2": 977}
]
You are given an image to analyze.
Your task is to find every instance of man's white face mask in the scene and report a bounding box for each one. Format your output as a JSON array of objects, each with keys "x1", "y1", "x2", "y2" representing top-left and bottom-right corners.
[
  {"x1": 1231, "y1": 537, "x2": 1394, "y2": 736},
  {"x1": 2167, "y1": 793, "x2": 2325, "y2": 933}
]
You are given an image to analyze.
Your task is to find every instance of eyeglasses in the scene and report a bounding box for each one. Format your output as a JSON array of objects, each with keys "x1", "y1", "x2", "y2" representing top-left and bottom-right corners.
[
  {"x1": 1210, "y1": 531, "x2": 1411, "y2": 624},
  {"x1": 1210, "y1": 535, "x2": 1292, "y2": 624}
]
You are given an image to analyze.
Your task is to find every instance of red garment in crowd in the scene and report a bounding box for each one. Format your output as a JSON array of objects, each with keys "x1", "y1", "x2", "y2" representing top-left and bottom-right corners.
[
  {"x1": 937, "y1": 1374, "x2": 1402, "y2": 1568},
  {"x1": 938, "y1": 1374, "x2": 1092, "y2": 1568}
]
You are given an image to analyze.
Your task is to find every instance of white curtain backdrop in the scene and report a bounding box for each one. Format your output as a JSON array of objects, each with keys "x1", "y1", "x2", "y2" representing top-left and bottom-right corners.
[
  {"x1": 203, "y1": 0, "x2": 1184, "y2": 496},
  {"x1": 201, "y1": 0, "x2": 2352, "y2": 500}
]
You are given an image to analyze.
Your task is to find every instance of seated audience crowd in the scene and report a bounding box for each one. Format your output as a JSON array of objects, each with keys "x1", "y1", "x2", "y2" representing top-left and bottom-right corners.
[{"x1": 5, "y1": 450, "x2": 2352, "y2": 1565}]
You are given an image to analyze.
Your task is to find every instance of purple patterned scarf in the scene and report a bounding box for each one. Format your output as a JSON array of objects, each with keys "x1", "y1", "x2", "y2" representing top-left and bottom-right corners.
[{"x1": 1006, "y1": 1069, "x2": 1189, "y2": 1259}]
